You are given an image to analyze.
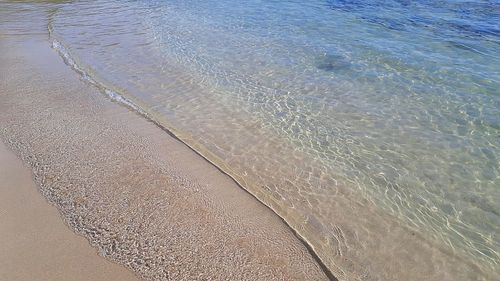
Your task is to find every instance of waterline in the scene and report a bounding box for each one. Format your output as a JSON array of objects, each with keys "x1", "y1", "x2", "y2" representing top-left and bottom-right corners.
[{"x1": 24, "y1": 0, "x2": 500, "y2": 279}]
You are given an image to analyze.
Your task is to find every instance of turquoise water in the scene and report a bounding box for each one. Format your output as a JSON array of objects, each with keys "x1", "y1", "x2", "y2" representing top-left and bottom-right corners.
[{"x1": 27, "y1": 0, "x2": 500, "y2": 279}]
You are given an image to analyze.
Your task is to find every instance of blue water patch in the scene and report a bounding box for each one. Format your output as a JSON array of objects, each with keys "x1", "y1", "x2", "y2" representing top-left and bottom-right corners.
[{"x1": 326, "y1": 0, "x2": 500, "y2": 39}]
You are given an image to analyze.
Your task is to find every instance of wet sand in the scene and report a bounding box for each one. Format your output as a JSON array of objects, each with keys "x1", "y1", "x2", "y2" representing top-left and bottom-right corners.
[
  {"x1": 0, "y1": 141, "x2": 140, "y2": 281},
  {"x1": 0, "y1": 23, "x2": 329, "y2": 281}
]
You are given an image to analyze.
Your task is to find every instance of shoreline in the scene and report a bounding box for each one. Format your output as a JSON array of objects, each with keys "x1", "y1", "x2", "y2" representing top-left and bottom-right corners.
[
  {"x1": 0, "y1": 141, "x2": 140, "y2": 281},
  {"x1": 46, "y1": 30, "x2": 492, "y2": 281},
  {"x1": 1, "y1": 2, "x2": 496, "y2": 280},
  {"x1": 0, "y1": 23, "x2": 329, "y2": 281},
  {"x1": 49, "y1": 37, "x2": 337, "y2": 281},
  {"x1": 43, "y1": 6, "x2": 498, "y2": 281}
]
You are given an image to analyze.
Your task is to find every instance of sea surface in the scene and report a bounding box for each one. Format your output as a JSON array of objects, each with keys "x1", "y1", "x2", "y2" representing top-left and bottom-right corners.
[{"x1": 2, "y1": 0, "x2": 499, "y2": 280}]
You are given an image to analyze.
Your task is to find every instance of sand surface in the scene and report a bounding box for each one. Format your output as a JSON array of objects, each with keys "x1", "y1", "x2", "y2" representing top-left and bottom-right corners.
[
  {"x1": 0, "y1": 8, "x2": 330, "y2": 281},
  {"x1": 0, "y1": 141, "x2": 141, "y2": 281}
]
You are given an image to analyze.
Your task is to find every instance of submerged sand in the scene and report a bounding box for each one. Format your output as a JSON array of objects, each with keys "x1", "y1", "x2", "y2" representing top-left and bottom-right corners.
[
  {"x1": 0, "y1": 24, "x2": 329, "y2": 281},
  {"x1": 0, "y1": 141, "x2": 140, "y2": 281}
]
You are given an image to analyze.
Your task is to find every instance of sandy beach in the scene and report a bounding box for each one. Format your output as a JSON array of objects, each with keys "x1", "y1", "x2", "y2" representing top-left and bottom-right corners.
[
  {"x1": 0, "y1": 141, "x2": 140, "y2": 281},
  {"x1": 0, "y1": 9, "x2": 330, "y2": 281},
  {"x1": 2, "y1": 1, "x2": 497, "y2": 280}
]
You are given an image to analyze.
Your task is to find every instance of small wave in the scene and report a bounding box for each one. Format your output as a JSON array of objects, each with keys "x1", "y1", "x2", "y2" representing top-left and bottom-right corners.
[
  {"x1": 52, "y1": 40, "x2": 93, "y2": 83},
  {"x1": 51, "y1": 38, "x2": 151, "y2": 119}
]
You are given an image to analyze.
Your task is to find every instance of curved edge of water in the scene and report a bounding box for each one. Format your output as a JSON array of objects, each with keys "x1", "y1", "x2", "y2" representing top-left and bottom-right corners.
[{"x1": 47, "y1": 21, "x2": 339, "y2": 281}]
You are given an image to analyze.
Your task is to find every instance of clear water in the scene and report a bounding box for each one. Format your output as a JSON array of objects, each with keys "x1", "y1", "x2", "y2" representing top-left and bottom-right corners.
[{"x1": 24, "y1": 0, "x2": 500, "y2": 279}]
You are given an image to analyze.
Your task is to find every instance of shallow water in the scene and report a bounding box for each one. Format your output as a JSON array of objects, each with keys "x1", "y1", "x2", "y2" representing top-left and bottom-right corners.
[{"x1": 2, "y1": 0, "x2": 499, "y2": 280}]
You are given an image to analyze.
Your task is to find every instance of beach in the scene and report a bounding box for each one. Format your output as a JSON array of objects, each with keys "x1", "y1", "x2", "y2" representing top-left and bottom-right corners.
[
  {"x1": 0, "y1": 12, "x2": 329, "y2": 281},
  {"x1": 1, "y1": 0, "x2": 498, "y2": 280},
  {"x1": 0, "y1": 141, "x2": 140, "y2": 281}
]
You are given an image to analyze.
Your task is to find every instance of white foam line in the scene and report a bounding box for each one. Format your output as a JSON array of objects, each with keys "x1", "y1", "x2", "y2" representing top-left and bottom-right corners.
[{"x1": 51, "y1": 38, "x2": 150, "y2": 117}]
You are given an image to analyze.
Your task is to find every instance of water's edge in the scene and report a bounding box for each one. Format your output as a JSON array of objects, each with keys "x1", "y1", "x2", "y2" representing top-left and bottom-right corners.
[{"x1": 47, "y1": 20, "x2": 338, "y2": 281}]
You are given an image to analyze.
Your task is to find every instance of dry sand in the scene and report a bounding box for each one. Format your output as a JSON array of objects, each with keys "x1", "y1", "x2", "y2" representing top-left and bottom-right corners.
[{"x1": 0, "y1": 141, "x2": 141, "y2": 281}]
